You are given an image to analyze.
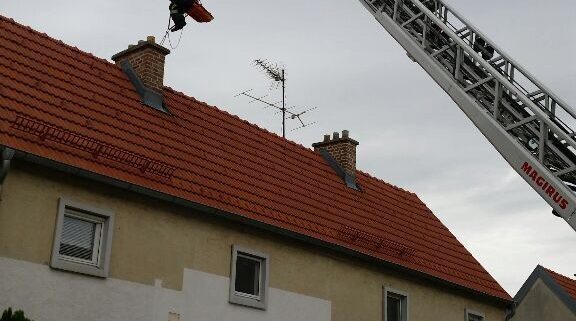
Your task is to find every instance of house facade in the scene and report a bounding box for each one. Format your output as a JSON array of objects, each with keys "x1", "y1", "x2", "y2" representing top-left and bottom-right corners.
[
  {"x1": 0, "y1": 15, "x2": 512, "y2": 321},
  {"x1": 511, "y1": 265, "x2": 576, "y2": 321}
]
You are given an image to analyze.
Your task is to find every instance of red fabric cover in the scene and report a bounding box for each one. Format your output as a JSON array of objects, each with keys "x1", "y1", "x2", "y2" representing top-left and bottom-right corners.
[{"x1": 187, "y1": 3, "x2": 213, "y2": 23}]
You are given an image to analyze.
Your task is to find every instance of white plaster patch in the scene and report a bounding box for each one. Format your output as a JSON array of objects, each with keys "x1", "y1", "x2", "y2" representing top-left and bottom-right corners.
[
  {"x1": 0, "y1": 258, "x2": 331, "y2": 321},
  {"x1": 0, "y1": 257, "x2": 181, "y2": 321},
  {"x1": 182, "y1": 269, "x2": 331, "y2": 321}
]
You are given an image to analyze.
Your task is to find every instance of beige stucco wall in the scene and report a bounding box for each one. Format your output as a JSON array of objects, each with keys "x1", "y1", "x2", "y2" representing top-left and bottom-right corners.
[
  {"x1": 512, "y1": 278, "x2": 576, "y2": 321},
  {"x1": 0, "y1": 162, "x2": 509, "y2": 321}
]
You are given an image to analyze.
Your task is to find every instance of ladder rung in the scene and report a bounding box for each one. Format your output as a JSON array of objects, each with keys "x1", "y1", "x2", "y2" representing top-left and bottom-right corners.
[
  {"x1": 528, "y1": 89, "x2": 543, "y2": 97},
  {"x1": 431, "y1": 42, "x2": 456, "y2": 57},
  {"x1": 459, "y1": 31, "x2": 471, "y2": 39},
  {"x1": 555, "y1": 166, "x2": 576, "y2": 177},
  {"x1": 455, "y1": 26, "x2": 469, "y2": 34},
  {"x1": 533, "y1": 95, "x2": 547, "y2": 103},
  {"x1": 491, "y1": 58, "x2": 506, "y2": 69},
  {"x1": 401, "y1": 12, "x2": 424, "y2": 27},
  {"x1": 489, "y1": 56, "x2": 505, "y2": 64},
  {"x1": 504, "y1": 115, "x2": 538, "y2": 131},
  {"x1": 494, "y1": 61, "x2": 506, "y2": 69},
  {"x1": 464, "y1": 76, "x2": 494, "y2": 92}
]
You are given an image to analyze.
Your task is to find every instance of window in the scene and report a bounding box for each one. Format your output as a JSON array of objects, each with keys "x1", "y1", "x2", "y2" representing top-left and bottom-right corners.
[
  {"x1": 50, "y1": 198, "x2": 114, "y2": 278},
  {"x1": 466, "y1": 310, "x2": 485, "y2": 321},
  {"x1": 229, "y1": 245, "x2": 269, "y2": 310},
  {"x1": 384, "y1": 288, "x2": 409, "y2": 321}
]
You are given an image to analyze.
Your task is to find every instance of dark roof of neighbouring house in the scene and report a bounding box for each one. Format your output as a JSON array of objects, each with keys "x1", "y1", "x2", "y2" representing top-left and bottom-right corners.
[
  {"x1": 515, "y1": 265, "x2": 576, "y2": 314},
  {"x1": 0, "y1": 15, "x2": 511, "y2": 302}
]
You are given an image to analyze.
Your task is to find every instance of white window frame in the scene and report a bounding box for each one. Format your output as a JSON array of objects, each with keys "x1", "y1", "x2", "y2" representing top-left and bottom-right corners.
[
  {"x1": 229, "y1": 245, "x2": 269, "y2": 310},
  {"x1": 50, "y1": 198, "x2": 114, "y2": 278},
  {"x1": 59, "y1": 210, "x2": 105, "y2": 266},
  {"x1": 465, "y1": 309, "x2": 485, "y2": 321},
  {"x1": 384, "y1": 287, "x2": 409, "y2": 321}
]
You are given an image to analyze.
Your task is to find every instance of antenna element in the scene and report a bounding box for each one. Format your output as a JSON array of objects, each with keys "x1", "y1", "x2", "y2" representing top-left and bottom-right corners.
[{"x1": 236, "y1": 59, "x2": 317, "y2": 138}]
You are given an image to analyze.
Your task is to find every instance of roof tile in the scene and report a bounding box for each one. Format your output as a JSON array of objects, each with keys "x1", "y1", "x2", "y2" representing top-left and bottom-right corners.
[
  {"x1": 545, "y1": 268, "x2": 576, "y2": 301},
  {"x1": 0, "y1": 14, "x2": 510, "y2": 301}
]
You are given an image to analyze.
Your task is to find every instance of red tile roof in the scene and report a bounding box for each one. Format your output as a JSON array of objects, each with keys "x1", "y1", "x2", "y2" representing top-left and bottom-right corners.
[
  {"x1": 545, "y1": 268, "x2": 576, "y2": 302},
  {"x1": 0, "y1": 15, "x2": 510, "y2": 301}
]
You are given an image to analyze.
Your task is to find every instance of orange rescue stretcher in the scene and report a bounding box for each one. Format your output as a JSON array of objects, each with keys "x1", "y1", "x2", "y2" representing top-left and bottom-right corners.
[{"x1": 187, "y1": 2, "x2": 214, "y2": 23}]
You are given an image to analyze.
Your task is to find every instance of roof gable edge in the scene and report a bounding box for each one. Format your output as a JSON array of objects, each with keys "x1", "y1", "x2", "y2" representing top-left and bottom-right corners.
[{"x1": 514, "y1": 265, "x2": 576, "y2": 315}]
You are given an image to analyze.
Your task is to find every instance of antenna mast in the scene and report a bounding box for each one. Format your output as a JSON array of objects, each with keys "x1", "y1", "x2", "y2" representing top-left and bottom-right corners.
[
  {"x1": 236, "y1": 59, "x2": 316, "y2": 139},
  {"x1": 282, "y1": 69, "x2": 286, "y2": 138}
]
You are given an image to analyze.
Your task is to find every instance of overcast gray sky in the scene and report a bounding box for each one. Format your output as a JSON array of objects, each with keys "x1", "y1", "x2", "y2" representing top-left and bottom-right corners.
[{"x1": 2, "y1": 0, "x2": 575, "y2": 295}]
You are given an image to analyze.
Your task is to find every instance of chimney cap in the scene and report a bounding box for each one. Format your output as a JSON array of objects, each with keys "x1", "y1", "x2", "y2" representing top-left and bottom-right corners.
[
  {"x1": 111, "y1": 37, "x2": 170, "y2": 62},
  {"x1": 312, "y1": 130, "x2": 359, "y2": 148}
]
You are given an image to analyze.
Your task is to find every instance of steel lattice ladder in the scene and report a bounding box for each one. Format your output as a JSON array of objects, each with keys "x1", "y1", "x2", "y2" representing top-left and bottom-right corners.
[{"x1": 357, "y1": 0, "x2": 576, "y2": 231}]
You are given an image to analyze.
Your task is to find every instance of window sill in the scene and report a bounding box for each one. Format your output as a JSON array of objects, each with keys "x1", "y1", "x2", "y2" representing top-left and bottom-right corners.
[
  {"x1": 229, "y1": 293, "x2": 267, "y2": 310},
  {"x1": 50, "y1": 258, "x2": 108, "y2": 278}
]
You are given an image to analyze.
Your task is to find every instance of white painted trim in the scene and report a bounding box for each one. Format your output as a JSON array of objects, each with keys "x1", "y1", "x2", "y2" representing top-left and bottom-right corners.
[
  {"x1": 50, "y1": 198, "x2": 115, "y2": 278},
  {"x1": 229, "y1": 244, "x2": 269, "y2": 310}
]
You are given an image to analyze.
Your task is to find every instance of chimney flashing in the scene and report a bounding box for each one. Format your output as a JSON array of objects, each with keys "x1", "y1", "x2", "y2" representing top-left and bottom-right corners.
[
  {"x1": 118, "y1": 60, "x2": 168, "y2": 113},
  {"x1": 318, "y1": 149, "x2": 361, "y2": 191},
  {"x1": 112, "y1": 36, "x2": 170, "y2": 93},
  {"x1": 112, "y1": 36, "x2": 170, "y2": 112},
  {"x1": 313, "y1": 130, "x2": 360, "y2": 190}
]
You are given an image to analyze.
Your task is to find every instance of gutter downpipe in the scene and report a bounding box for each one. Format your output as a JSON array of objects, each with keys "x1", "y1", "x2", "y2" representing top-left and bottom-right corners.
[
  {"x1": 0, "y1": 148, "x2": 15, "y2": 200},
  {"x1": 504, "y1": 301, "x2": 516, "y2": 321}
]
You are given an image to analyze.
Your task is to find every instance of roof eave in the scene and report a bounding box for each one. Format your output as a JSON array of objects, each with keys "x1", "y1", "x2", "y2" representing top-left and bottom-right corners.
[{"x1": 3, "y1": 145, "x2": 512, "y2": 305}]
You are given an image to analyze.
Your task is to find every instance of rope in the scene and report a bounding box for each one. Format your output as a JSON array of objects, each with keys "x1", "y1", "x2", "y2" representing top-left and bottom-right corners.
[{"x1": 160, "y1": 13, "x2": 185, "y2": 50}]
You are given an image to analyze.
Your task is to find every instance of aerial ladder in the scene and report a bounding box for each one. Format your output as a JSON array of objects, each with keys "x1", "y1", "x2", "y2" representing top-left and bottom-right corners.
[{"x1": 356, "y1": 0, "x2": 576, "y2": 231}]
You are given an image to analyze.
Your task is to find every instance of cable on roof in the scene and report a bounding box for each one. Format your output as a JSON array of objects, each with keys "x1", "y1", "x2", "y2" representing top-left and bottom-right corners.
[{"x1": 160, "y1": 14, "x2": 185, "y2": 50}]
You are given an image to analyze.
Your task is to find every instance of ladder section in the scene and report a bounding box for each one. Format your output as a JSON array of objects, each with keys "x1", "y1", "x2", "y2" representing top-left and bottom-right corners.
[{"x1": 358, "y1": 0, "x2": 576, "y2": 231}]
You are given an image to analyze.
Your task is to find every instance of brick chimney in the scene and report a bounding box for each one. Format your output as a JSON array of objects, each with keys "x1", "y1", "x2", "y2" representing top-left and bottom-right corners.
[
  {"x1": 111, "y1": 36, "x2": 170, "y2": 94},
  {"x1": 313, "y1": 130, "x2": 359, "y2": 176}
]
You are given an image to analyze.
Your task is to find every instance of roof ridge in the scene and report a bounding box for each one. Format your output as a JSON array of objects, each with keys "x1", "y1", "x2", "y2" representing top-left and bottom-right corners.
[
  {"x1": 356, "y1": 169, "x2": 416, "y2": 195},
  {"x1": 166, "y1": 86, "x2": 421, "y2": 200},
  {"x1": 165, "y1": 88, "x2": 435, "y2": 219},
  {"x1": 164, "y1": 86, "x2": 317, "y2": 153},
  {"x1": 544, "y1": 267, "x2": 576, "y2": 283},
  {"x1": 0, "y1": 14, "x2": 112, "y2": 69}
]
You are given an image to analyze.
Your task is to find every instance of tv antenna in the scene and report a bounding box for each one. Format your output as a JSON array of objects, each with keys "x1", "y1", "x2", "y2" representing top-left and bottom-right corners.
[{"x1": 235, "y1": 59, "x2": 316, "y2": 138}]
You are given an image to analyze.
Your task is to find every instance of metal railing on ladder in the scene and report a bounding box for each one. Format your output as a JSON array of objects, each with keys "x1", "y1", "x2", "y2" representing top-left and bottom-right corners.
[{"x1": 357, "y1": 0, "x2": 576, "y2": 230}]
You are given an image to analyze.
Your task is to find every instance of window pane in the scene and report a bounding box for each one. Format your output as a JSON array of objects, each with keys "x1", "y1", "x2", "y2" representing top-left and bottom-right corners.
[
  {"x1": 468, "y1": 314, "x2": 484, "y2": 321},
  {"x1": 235, "y1": 255, "x2": 260, "y2": 296},
  {"x1": 59, "y1": 215, "x2": 97, "y2": 261},
  {"x1": 387, "y1": 295, "x2": 401, "y2": 321}
]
